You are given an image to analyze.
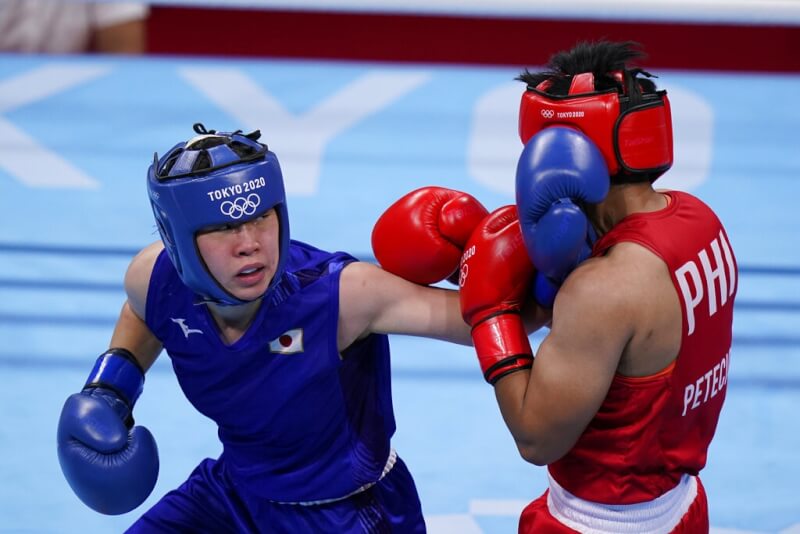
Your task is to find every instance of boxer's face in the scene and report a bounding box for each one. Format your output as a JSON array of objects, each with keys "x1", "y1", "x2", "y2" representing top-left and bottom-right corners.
[{"x1": 195, "y1": 208, "x2": 280, "y2": 302}]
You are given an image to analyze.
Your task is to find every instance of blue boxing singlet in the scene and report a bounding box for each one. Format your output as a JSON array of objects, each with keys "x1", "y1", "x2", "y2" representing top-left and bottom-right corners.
[{"x1": 144, "y1": 240, "x2": 397, "y2": 504}]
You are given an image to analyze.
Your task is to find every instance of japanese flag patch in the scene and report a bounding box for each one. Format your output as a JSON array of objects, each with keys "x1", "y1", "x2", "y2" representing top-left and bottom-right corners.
[{"x1": 269, "y1": 328, "x2": 304, "y2": 354}]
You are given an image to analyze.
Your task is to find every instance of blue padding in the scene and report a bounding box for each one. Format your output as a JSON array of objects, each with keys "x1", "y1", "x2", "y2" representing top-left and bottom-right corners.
[
  {"x1": 168, "y1": 150, "x2": 200, "y2": 175},
  {"x1": 205, "y1": 144, "x2": 240, "y2": 167},
  {"x1": 83, "y1": 349, "x2": 144, "y2": 407}
]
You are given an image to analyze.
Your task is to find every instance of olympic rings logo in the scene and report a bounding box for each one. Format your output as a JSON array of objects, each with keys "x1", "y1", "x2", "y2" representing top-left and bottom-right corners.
[
  {"x1": 458, "y1": 263, "x2": 469, "y2": 287},
  {"x1": 220, "y1": 193, "x2": 261, "y2": 219},
  {"x1": 541, "y1": 109, "x2": 554, "y2": 119}
]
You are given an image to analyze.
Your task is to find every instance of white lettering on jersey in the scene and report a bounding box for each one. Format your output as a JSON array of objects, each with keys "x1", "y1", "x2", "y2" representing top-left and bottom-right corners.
[
  {"x1": 674, "y1": 230, "x2": 736, "y2": 336},
  {"x1": 682, "y1": 351, "x2": 730, "y2": 416}
]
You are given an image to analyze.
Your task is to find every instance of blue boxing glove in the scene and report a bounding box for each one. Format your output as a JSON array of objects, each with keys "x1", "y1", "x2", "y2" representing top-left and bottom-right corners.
[
  {"x1": 516, "y1": 127, "x2": 610, "y2": 307},
  {"x1": 57, "y1": 348, "x2": 159, "y2": 515}
]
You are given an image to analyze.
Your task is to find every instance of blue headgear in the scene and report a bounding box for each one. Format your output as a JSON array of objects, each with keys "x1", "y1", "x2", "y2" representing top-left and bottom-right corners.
[{"x1": 147, "y1": 123, "x2": 290, "y2": 305}]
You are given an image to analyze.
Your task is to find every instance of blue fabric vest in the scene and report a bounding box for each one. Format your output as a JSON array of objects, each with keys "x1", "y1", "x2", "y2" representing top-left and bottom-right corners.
[{"x1": 145, "y1": 240, "x2": 396, "y2": 502}]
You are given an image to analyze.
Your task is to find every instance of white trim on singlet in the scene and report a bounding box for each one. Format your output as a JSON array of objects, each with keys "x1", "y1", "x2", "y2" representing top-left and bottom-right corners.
[
  {"x1": 273, "y1": 448, "x2": 398, "y2": 506},
  {"x1": 546, "y1": 472, "x2": 698, "y2": 534}
]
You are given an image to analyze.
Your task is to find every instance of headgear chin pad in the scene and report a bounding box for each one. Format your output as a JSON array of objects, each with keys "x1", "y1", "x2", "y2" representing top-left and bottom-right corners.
[{"x1": 519, "y1": 71, "x2": 673, "y2": 182}]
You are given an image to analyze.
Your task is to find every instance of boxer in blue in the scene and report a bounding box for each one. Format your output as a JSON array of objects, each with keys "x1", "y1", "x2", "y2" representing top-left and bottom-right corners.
[{"x1": 56, "y1": 124, "x2": 516, "y2": 533}]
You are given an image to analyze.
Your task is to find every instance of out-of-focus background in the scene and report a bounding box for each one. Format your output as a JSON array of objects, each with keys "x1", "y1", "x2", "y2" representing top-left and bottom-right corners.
[{"x1": 1, "y1": 1, "x2": 798, "y2": 532}]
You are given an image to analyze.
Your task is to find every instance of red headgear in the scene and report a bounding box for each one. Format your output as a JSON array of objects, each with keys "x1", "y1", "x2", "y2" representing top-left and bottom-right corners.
[{"x1": 519, "y1": 70, "x2": 673, "y2": 182}]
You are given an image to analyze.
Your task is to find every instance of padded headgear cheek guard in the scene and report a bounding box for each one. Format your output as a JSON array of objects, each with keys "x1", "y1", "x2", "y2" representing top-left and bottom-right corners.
[
  {"x1": 147, "y1": 125, "x2": 290, "y2": 306},
  {"x1": 519, "y1": 71, "x2": 673, "y2": 182}
]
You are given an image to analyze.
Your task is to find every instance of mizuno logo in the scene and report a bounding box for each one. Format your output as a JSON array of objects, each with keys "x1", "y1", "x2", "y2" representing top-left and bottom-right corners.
[{"x1": 171, "y1": 318, "x2": 204, "y2": 338}]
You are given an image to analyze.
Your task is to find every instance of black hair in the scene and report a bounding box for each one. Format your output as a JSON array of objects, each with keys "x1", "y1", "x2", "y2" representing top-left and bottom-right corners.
[
  {"x1": 516, "y1": 40, "x2": 657, "y2": 96},
  {"x1": 517, "y1": 40, "x2": 668, "y2": 184}
]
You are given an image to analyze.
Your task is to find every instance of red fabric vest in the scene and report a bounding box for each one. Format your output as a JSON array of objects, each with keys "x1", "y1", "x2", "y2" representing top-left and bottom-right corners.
[{"x1": 548, "y1": 191, "x2": 737, "y2": 504}]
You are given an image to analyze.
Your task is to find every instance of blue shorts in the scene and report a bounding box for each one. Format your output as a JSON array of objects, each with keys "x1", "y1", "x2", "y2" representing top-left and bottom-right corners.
[{"x1": 126, "y1": 455, "x2": 426, "y2": 533}]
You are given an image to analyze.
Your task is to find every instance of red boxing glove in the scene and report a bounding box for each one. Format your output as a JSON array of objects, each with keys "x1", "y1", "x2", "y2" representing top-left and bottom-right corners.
[
  {"x1": 459, "y1": 205, "x2": 535, "y2": 384},
  {"x1": 372, "y1": 186, "x2": 489, "y2": 285}
]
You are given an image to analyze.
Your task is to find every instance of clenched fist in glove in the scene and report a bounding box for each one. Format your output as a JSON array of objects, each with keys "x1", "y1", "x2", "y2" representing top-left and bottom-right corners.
[
  {"x1": 459, "y1": 205, "x2": 536, "y2": 385},
  {"x1": 516, "y1": 127, "x2": 609, "y2": 307},
  {"x1": 57, "y1": 348, "x2": 159, "y2": 515},
  {"x1": 372, "y1": 186, "x2": 488, "y2": 285}
]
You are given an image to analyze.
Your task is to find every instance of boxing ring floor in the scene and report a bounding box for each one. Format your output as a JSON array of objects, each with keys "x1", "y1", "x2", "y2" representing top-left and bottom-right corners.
[{"x1": 0, "y1": 53, "x2": 798, "y2": 533}]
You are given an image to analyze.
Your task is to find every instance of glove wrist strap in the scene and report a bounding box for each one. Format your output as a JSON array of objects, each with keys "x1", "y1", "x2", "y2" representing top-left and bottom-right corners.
[
  {"x1": 84, "y1": 348, "x2": 145, "y2": 408},
  {"x1": 472, "y1": 313, "x2": 534, "y2": 385}
]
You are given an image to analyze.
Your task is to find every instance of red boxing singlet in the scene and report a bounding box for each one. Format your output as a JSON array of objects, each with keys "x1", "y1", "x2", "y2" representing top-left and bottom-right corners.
[{"x1": 548, "y1": 190, "x2": 738, "y2": 504}]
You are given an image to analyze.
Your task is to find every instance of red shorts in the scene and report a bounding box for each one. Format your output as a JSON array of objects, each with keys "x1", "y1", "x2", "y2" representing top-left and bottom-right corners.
[{"x1": 518, "y1": 477, "x2": 709, "y2": 534}]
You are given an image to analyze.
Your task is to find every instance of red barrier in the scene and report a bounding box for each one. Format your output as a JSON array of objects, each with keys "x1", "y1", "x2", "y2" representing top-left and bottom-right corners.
[{"x1": 147, "y1": 6, "x2": 800, "y2": 73}]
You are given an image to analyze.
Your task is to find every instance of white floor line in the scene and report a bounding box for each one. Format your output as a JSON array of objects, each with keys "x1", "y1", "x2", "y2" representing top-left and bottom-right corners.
[
  {"x1": 469, "y1": 498, "x2": 528, "y2": 516},
  {"x1": 426, "y1": 514, "x2": 484, "y2": 534}
]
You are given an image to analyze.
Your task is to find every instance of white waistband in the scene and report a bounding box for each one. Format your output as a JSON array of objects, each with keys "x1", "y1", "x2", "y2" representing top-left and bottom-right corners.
[
  {"x1": 546, "y1": 472, "x2": 698, "y2": 534},
  {"x1": 274, "y1": 448, "x2": 398, "y2": 506}
]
